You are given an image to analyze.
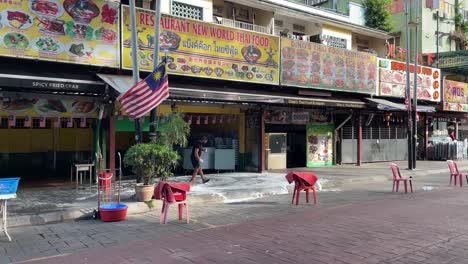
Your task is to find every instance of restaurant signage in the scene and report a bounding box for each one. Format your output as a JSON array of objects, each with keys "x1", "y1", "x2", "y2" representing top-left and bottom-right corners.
[
  {"x1": 291, "y1": 112, "x2": 309, "y2": 124},
  {"x1": 0, "y1": 76, "x2": 104, "y2": 92},
  {"x1": 286, "y1": 99, "x2": 366, "y2": 108},
  {"x1": 121, "y1": 6, "x2": 280, "y2": 85},
  {"x1": 0, "y1": 98, "x2": 98, "y2": 117},
  {"x1": 443, "y1": 79, "x2": 468, "y2": 112},
  {"x1": 377, "y1": 58, "x2": 441, "y2": 102},
  {"x1": 280, "y1": 38, "x2": 377, "y2": 94},
  {"x1": 0, "y1": 0, "x2": 120, "y2": 67}
]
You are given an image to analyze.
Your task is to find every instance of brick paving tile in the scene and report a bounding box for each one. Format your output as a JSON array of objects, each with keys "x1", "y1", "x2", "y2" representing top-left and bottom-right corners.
[{"x1": 9, "y1": 185, "x2": 468, "y2": 264}]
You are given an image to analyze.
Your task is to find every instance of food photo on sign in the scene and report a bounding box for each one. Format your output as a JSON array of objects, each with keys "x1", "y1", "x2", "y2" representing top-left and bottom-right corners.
[
  {"x1": 0, "y1": 0, "x2": 120, "y2": 67},
  {"x1": 377, "y1": 58, "x2": 441, "y2": 102},
  {"x1": 121, "y1": 6, "x2": 280, "y2": 85},
  {"x1": 442, "y1": 79, "x2": 468, "y2": 112},
  {"x1": 280, "y1": 38, "x2": 377, "y2": 94}
]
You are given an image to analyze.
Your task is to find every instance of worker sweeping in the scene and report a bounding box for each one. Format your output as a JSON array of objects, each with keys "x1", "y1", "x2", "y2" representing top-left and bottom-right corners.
[{"x1": 190, "y1": 136, "x2": 210, "y2": 185}]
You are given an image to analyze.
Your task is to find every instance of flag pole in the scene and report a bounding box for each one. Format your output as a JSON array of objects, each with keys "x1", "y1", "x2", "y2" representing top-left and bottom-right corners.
[
  {"x1": 149, "y1": 0, "x2": 162, "y2": 142},
  {"x1": 129, "y1": 0, "x2": 142, "y2": 143}
]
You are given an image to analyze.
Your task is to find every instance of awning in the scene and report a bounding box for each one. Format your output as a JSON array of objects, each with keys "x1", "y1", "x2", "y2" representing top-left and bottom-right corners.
[
  {"x1": 97, "y1": 74, "x2": 134, "y2": 94},
  {"x1": 0, "y1": 73, "x2": 105, "y2": 94},
  {"x1": 366, "y1": 98, "x2": 436, "y2": 112},
  {"x1": 436, "y1": 50, "x2": 468, "y2": 75},
  {"x1": 98, "y1": 74, "x2": 366, "y2": 108}
]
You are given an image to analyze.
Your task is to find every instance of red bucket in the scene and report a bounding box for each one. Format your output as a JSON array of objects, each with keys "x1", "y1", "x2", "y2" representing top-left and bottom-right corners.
[
  {"x1": 99, "y1": 204, "x2": 128, "y2": 222},
  {"x1": 98, "y1": 172, "x2": 112, "y2": 189}
]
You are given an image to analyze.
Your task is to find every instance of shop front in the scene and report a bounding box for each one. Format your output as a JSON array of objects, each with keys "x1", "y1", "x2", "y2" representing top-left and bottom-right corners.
[
  {"x1": 264, "y1": 109, "x2": 334, "y2": 169},
  {"x1": 349, "y1": 58, "x2": 441, "y2": 163},
  {"x1": 426, "y1": 79, "x2": 468, "y2": 160},
  {"x1": 0, "y1": 71, "x2": 107, "y2": 181},
  {"x1": 113, "y1": 103, "x2": 245, "y2": 174}
]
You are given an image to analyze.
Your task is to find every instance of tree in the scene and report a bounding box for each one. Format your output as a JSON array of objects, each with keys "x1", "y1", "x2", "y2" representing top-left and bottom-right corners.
[
  {"x1": 453, "y1": 1, "x2": 467, "y2": 50},
  {"x1": 362, "y1": 0, "x2": 393, "y2": 32}
]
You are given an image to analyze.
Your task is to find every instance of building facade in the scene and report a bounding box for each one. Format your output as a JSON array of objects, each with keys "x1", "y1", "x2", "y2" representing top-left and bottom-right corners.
[{"x1": 2, "y1": 0, "x2": 466, "y2": 182}]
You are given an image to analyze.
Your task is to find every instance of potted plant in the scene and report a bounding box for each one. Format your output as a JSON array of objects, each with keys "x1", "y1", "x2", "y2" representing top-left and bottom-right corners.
[
  {"x1": 124, "y1": 113, "x2": 190, "y2": 202},
  {"x1": 124, "y1": 143, "x2": 179, "y2": 201},
  {"x1": 152, "y1": 113, "x2": 191, "y2": 147}
]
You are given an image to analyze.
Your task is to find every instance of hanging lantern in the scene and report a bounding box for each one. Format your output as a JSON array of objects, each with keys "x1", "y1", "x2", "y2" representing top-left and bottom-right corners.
[
  {"x1": 53, "y1": 117, "x2": 60, "y2": 128},
  {"x1": 8, "y1": 115, "x2": 16, "y2": 128},
  {"x1": 80, "y1": 117, "x2": 87, "y2": 128},
  {"x1": 384, "y1": 112, "x2": 392, "y2": 127},
  {"x1": 219, "y1": 115, "x2": 224, "y2": 124},
  {"x1": 204, "y1": 115, "x2": 209, "y2": 125},
  {"x1": 67, "y1": 117, "x2": 73, "y2": 128},
  {"x1": 212, "y1": 115, "x2": 216, "y2": 124},
  {"x1": 196, "y1": 116, "x2": 201, "y2": 125},
  {"x1": 416, "y1": 112, "x2": 420, "y2": 122},
  {"x1": 187, "y1": 115, "x2": 192, "y2": 125},
  {"x1": 24, "y1": 116, "x2": 31, "y2": 128},
  {"x1": 39, "y1": 117, "x2": 46, "y2": 128}
]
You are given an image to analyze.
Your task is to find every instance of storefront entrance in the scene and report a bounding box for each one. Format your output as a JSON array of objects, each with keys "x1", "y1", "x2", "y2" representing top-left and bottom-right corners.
[
  {"x1": 266, "y1": 124, "x2": 306, "y2": 169},
  {"x1": 0, "y1": 117, "x2": 95, "y2": 180}
]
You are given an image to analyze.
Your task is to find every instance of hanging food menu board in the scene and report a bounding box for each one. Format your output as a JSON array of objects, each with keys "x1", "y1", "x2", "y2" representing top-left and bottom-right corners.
[
  {"x1": 306, "y1": 124, "x2": 333, "y2": 167},
  {"x1": 443, "y1": 79, "x2": 468, "y2": 112},
  {"x1": 0, "y1": 97, "x2": 98, "y2": 117},
  {"x1": 280, "y1": 38, "x2": 377, "y2": 94},
  {"x1": 121, "y1": 6, "x2": 280, "y2": 85},
  {"x1": 378, "y1": 58, "x2": 441, "y2": 102},
  {"x1": 0, "y1": 0, "x2": 120, "y2": 67}
]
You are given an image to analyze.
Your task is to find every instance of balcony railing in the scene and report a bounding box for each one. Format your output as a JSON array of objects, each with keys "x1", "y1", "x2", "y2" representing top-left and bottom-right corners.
[
  {"x1": 213, "y1": 17, "x2": 273, "y2": 35},
  {"x1": 285, "y1": 0, "x2": 328, "y2": 7}
]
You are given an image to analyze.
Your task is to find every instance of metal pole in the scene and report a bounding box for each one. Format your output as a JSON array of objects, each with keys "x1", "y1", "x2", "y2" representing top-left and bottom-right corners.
[
  {"x1": 405, "y1": 0, "x2": 413, "y2": 169},
  {"x1": 436, "y1": 10, "x2": 439, "y2": 68},
  {"x1": 129, "y1": 0, "x2": 142, "y2": 143},
  {"x1": 412, "y1": 0, "x2": 419, "y2": 169},
  {"x1": 149, "y1": 0, "x2": 162, "y2": 142}
]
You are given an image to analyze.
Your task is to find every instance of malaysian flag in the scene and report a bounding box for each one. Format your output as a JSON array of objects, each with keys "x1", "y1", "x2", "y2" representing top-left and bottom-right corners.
[{"x1": 118, "y1": 59, "x2": 169, "y2": 118}]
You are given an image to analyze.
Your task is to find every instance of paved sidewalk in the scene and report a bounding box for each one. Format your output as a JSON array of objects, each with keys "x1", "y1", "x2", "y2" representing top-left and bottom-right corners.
[
  {"x1": 5, "y1": 160, "x2": 467, "y2": 228},
  {"x1": 12, "y1": 179, "x2": 468, "y2": 264}
]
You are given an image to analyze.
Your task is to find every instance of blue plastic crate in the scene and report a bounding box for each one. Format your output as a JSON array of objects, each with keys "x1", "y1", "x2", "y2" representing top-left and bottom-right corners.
[{"x1": 0, "y1": 178, "x2": 20, "y2": 195}]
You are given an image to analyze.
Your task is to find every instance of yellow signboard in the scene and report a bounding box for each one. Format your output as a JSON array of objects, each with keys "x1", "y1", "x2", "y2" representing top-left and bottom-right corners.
[
  {"x1": 0, "y1": 0, "x2": 120, "y2": 67},
  {"x1": 121, "y1": 6, "x2": 280, "y2": 85}
]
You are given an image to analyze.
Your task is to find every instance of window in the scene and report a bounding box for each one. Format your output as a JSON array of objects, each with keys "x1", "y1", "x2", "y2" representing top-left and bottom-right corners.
[
  {"x1": 135, "y1": 0, "x2": 143, "y2": 8},
  {"x1": 439, "y1": 1, "x2": 454, "y2": 18},
  {"x1": 171, "y1": 1, "x2": 203, "y2": 21}
]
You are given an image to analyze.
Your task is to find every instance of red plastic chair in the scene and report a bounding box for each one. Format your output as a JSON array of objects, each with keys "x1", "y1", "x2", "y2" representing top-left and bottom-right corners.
[
  {"x1": 155, "y1": 182, "x2": 190, "y2": 224},
  {"x1": 390, "y1": 163, "x2": 413, "y2": 193},
  {"x1": 288, "y1": 173, "x2": 318, "y2": 206},
  {"x1": 447, "y1": 160, "x2": 467, "y2": 187}
]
